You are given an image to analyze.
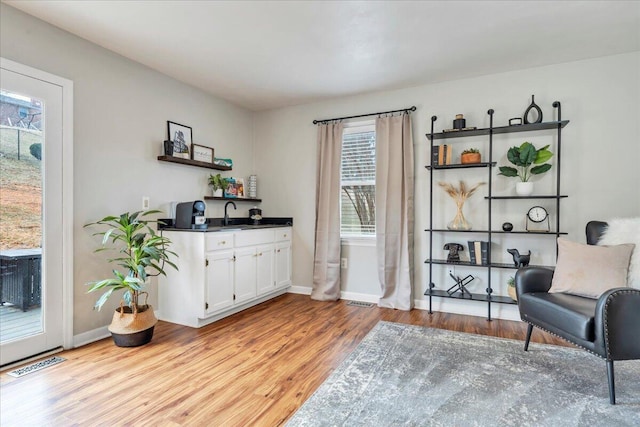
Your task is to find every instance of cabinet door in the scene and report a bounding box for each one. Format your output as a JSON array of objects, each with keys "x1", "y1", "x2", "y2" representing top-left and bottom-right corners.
[
  {"x1": 234, "y1": 246, "x2": 258, "y2": 304},
  {"x1": 275, "y1": 241, "x2": 292, "y2": 289},
  {"x1": 256, "y1": 243, "x2": 275, "y2": 296},
  {"x1": 206, "y1": 249, "x2": 235, "y2": 315}
]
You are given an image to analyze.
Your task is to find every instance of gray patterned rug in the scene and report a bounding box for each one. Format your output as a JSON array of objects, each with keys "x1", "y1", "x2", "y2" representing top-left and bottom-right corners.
[{"x1": 287, "y1": 321, "x2": 640, "y2": 426}]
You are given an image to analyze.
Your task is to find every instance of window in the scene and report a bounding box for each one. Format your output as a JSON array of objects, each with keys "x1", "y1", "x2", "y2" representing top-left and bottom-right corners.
[{"x1": 340, "y1": 121, "x2": 375, "y2": 237}]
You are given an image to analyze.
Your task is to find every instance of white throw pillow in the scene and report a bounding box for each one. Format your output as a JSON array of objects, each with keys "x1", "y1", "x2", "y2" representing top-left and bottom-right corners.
[
  {"x1": 597, "y1": 217, "x2": 640, "y2": 289},
  {"x1": 549, "y1": 238, "x2": 634, "y2": 299}
]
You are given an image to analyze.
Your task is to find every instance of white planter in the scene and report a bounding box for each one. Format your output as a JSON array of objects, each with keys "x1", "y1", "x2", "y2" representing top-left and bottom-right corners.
[
  {"x1": 516, "y1": 182, "x2": 534, "y2": 196},
  {"x1": 213, "y1": 188, "x2": 223, "y2": 197}
]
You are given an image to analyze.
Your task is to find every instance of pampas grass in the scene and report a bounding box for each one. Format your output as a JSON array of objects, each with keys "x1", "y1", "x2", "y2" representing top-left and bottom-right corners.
[
  {"x1": 438, "y1": 181, "x2": 485, "y2": 230},
  {"x1": 438, "y1": 181, "x2": 485, "y2": 204}
]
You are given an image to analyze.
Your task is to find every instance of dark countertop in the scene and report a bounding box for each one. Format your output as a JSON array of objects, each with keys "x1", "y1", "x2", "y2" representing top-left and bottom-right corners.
[{"x1": 158, "y1": 217, "x2": 293, "y2": 232}]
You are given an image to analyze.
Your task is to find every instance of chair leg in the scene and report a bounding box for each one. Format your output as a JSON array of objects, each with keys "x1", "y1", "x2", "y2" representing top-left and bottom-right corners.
[
  {"x1": 607, "y1": 360, "x2": 616, "y2": 405},
  {"x1": 524, "y1": 324, "x2": 533, "y2": 351}
]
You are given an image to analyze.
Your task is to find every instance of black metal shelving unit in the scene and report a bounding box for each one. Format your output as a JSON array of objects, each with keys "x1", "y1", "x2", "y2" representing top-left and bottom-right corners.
[{"x1": 425, "y1": 102, "x2": 569, "y2": 320}]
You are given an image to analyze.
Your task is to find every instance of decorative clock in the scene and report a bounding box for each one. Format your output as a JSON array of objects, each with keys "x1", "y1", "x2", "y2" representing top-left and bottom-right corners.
[{"x1": 526, "y1": 206, "x2": 550, "y2": 232}]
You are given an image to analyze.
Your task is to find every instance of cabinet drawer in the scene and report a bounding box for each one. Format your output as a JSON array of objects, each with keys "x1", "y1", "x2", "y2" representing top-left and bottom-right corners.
[
  {"x1": 205, "y1": 232, "x2": 234, "y2": 251},
  {"x1": 275, "y1": 227, "x2": 292, "y2": 242},
  {"x1": 235, "y1": 229, "x2": 274, "y2": 247}
]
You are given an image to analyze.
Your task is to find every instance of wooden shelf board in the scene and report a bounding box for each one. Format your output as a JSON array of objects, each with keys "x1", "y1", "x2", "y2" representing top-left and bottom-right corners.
[
  {"x1": 424, "y1": 229, "x2": 567, "y2": 235},
  {"x1": 425, "y1": 259, "x2": 554, "y2": 270},
  {"x1": 204, "y1": 196, "x2": 262, "y2": 202},
  {"x1": 426, "y1": 120, "x2": 569, "y2": 140},
  {"x1": 425, "y1": 162, "x2": 496, "y2": 170},
  {"x1": 158, "y1": 155, "x2": 232, "y2": 171},
  {"x1": 487, "y1": 195, "x2": 568, "y2": 200},
  {"x1": 424, "y1": 289, "x2": 516, "y2": 305}
]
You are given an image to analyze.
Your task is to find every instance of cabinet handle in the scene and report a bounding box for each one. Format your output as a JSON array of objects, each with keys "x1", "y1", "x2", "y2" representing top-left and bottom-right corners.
[
  {"x1": 258, "y1": 252, "x2": 263, "y2": 256},
  {"x1": 277, "y1": 249, "x2": 281, "y2": 253},
  {"x1": 284, "y1": 234, "x2": 287, "y2": 238},
  {"x1": 219, "y1": 241, "x2": 226, "y2": 245}
]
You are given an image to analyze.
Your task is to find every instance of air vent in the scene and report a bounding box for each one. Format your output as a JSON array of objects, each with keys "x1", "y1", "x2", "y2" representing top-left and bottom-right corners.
[
  {"x1": 7, "y1": 356, "x2": 66, "y2": 378},
  {"x1": 346, "y1": 300, "x2": 375, "y2": 308}
]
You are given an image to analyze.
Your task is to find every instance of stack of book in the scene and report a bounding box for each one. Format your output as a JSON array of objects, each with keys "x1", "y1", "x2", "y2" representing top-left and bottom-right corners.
[
  {"x1": 431, "y1": 144, "x2": 453, "y2": 166},
  {"x1": 468, "y1": 240, "x2": 489, "y2": 265}
]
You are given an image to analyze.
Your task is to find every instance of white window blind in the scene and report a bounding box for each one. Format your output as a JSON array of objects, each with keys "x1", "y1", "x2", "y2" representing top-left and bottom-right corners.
[{"x1": 340, "y1": 122, "x2": 375, "y2": 237}]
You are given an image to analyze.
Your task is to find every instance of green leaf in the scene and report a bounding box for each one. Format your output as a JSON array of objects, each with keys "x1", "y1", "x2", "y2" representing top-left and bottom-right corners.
[
  {"x1": 530, "y1": 163, "x2": 552, "y2": 175},
  {"x1": 534, "y1": 147, "x2": 553, "y2": 164},
  {"x1": 506, "y1": 147, "x2": 522, "y2": 166},
  {"x1": 498, "y1": 166, "x2": 519, "y2": 177},
  {"x1": 518, "y1": 143, "x2": 536, "y2": 166}
]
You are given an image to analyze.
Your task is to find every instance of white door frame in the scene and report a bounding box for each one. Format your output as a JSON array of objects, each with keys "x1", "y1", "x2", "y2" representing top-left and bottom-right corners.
[{"x1": 0, "y1": 57, "x2": 74, "y2": 353}]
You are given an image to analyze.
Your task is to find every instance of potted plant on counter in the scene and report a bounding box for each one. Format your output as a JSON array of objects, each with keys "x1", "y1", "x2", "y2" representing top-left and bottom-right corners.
[
  {"x1": 498, "y1": 141, "x2": 553, "y2": 196},
  {"x1": 85, "y1": 210, "x2": 178, "y2": 347},
  {"x1": 208, "y1": 173, "x2": 228, "y2": 197},
  {"x1": 461, "y1": 148, "x2": 481, "y2": 164}
]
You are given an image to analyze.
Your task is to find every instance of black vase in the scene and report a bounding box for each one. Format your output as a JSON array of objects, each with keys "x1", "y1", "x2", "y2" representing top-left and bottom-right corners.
[{"x1": 523, "y1": 95, "x2": 543, "y2": 124}]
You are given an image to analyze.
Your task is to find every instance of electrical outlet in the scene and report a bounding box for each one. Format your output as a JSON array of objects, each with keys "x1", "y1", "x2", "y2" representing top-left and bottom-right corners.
[
  {"x1": 142, "y1": 196, "x2": 150, "y2": 210},
  {"x1": 341, "y1": 258, "x2": 348, "y2": 269}
]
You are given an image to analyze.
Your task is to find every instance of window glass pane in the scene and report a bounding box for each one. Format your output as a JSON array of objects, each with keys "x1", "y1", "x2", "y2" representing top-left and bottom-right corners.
[{"x1": 340, "y1": 123, "x2": 375, "y2": 237}]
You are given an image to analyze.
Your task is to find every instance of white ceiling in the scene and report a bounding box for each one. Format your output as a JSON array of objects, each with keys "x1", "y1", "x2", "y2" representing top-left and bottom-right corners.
[{"x1": 4, "y1": 1, "x2": 640, "y2": 111}]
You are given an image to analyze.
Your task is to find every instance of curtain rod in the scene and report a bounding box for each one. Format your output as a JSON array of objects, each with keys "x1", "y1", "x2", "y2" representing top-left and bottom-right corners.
[{"x1": 312, "y1": 106, "x2": 416, "y2": 125}]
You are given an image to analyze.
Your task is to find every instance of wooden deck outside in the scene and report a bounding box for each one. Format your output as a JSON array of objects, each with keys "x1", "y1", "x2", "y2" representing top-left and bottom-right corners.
[{"x1": 0, "y1": 304, "x2": 42, "y2": 342}]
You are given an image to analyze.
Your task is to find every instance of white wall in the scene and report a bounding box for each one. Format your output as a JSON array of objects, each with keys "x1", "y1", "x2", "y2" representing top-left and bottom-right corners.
[
  {"x1": 254, "y1": 52, "x2": 640, "y2": 317},
  {"x1": 1, "y1": 4, "x2": 256, "y2": 335}
]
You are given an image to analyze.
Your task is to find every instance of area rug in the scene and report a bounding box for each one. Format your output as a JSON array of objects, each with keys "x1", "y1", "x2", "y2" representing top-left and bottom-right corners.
[{"x1": 287, "y1": 321, "x2": 640, "y2": 426}]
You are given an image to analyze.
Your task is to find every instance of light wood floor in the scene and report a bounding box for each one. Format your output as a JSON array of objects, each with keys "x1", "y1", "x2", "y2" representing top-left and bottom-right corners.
[{"x1": 0, "y1": 293, "x2": 567, "y2": 426}]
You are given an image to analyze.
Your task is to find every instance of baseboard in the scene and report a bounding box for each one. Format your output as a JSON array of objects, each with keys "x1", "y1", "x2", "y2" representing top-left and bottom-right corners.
[
  {"x1": 340, "y1": 291, "x2": 379, "y2": 304},
  {"x1": 288, "y1": 285, "x2": 312, "y2": 295},
  {"x1": 414, "y1": 298, "x2": 521, "y2": 321},
  {"x1": 72, "y1": 326, "x2": 110, "y2": 348}
]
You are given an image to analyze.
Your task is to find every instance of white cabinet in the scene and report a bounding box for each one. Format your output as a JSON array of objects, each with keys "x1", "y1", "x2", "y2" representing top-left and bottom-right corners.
[
  {"x1": 158, "y1": 226, "x2": 292, "y2": 328},
  {"x1": 275, "y1": 228, "x2": 292, "y2": 289},
  {"x1": 205, "y1": 249, "x2": 234, "y2": 315}
]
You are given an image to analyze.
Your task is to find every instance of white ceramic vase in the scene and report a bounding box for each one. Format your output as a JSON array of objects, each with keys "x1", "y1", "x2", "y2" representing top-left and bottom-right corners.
[
  {"x1": 516, "y1": 182, "x2": 533, "y2": 196},
  {"x1": 213, "y1": 188, "x2": 223, "y2": 197}
]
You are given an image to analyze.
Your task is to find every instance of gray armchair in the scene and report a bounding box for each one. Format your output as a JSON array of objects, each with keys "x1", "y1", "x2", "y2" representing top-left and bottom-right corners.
[{"x1": 516, "y1": 221, "x2": 640, "y2": 404}]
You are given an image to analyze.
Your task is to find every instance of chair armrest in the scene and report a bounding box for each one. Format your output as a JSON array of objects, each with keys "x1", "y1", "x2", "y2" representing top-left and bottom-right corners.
[
  {"x1": 595, "y1": 288, "x2": 640, "y2": 360},
  {"x1": 515, "y1": 266, "x2": 554, "y2": 296}
]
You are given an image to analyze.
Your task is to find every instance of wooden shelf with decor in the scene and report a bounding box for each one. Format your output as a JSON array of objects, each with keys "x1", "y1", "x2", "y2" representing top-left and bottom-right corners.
[
  {"x1": 424, "y1": 102, "x2": 569, "y2": 320},
  {"x1": 203, "y1": 196, "x2": 262, "y2": 202},
  {"x1": 157, "y1": 155, "x2": 232, "y2": 171}
]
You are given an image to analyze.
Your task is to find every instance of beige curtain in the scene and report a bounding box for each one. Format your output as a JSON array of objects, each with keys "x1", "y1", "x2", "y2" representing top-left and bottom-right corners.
[
  {"x1": 375, "y1": 113, "x2": 415, "y2": 310},
  {"x1": 311, "y1": 122, "x2": 344, "y2": 301}
]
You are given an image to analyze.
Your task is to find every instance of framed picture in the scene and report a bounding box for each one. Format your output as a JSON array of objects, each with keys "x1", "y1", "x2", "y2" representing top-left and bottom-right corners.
[
  {"x1": 192, "y1": 144, "x2": 214, "y2": 164},
  {"x1": 167, "y1": 121, "x2": 192, "y2": 159},
  {"x1": 235, "y1": 178, "x2": 245, "y2": 198}
]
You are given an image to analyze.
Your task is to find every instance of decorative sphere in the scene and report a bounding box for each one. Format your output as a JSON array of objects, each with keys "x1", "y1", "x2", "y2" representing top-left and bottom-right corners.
[{"x1": 502, "y1": 222, "x2": 514, "y2": 232}]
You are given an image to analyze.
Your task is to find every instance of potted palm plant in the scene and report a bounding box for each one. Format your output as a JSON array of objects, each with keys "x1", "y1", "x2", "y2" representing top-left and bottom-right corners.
[
  {"x1": 498, "y1": 141, "x2": 553, "y2": 196},
  {"x1": 85, "y1": 210, "x2": 178, "y2": 347}
]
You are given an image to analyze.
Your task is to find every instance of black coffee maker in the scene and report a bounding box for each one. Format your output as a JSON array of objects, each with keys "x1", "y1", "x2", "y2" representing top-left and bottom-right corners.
[
  {"x1": 249, "y1": 207, "x2": 262, "y2": 225},
  {"x1": 175, "y1": 200, "x2": 207, "y2": 229}
]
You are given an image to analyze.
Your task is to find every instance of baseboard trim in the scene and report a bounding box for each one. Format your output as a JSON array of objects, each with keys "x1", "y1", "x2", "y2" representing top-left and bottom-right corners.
[
  {"x1": 288, "y1": 285, "x2": 312, "y2": 295},
  {"x1": 340, "y1": 291, "x2": 379, "y2": 304},
  {"x1": 72, "y1": 326, "x2": 110, "y2": 348}
]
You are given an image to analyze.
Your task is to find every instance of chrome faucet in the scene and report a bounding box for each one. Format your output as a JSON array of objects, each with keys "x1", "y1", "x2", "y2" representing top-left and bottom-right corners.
[{"x1": 224, "y1": 201, "x2": 237, "y2": 226}]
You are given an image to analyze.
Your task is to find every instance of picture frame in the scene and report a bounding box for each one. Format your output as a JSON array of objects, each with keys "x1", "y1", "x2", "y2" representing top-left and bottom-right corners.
[
  {"x1": 191, "y1": 143, "x2": 214, "y2": 164},
  {"x1": 167, "y1": 121, "x2": 192, "y2": 159},
  {"x1": 235, "y1": 178, "x2": 245, "y2": 198}
]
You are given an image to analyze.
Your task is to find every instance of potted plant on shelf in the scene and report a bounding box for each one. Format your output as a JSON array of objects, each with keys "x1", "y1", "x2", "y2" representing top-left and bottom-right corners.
[
  {"x1": 85, "y1": 210, "x2": 178, "y2": 347},
  {"x1": 507, "y1": 276, "x2": 517, "y2": 301},
  {"x1": 461, "y1": 148, "x2": 481, "y2": 164},
  {"x1": 498, "y1": 141, "x2": 553, "y2": 196},
  {"x1": 208, "y1": 173, "x2": 227, "y2": 197}
]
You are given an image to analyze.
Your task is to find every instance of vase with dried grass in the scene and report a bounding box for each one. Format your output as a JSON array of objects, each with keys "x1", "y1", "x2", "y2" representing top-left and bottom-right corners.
[{"x1": 438, "y1": 181, "x2": 485, "y2": 230}]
